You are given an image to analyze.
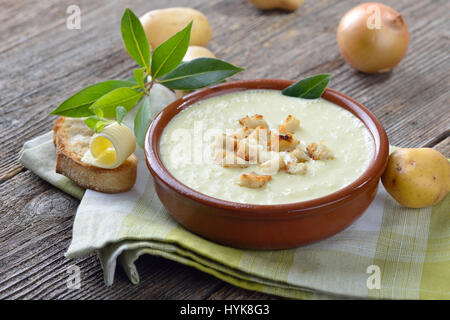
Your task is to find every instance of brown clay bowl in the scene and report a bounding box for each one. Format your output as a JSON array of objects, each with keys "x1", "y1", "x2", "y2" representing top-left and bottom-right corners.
[{"x1": 145, "y1": 79, "x2": 389, "y2": 250}]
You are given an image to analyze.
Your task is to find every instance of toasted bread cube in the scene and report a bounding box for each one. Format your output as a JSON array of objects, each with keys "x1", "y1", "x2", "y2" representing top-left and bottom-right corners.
[
  {"x1": 291, "y1": 147, "x2": 310, "y2": 162},
  {"x1": 306, "y1": 142, "x2": 334, "y2": 160},
  {"x1": 259, "y1": 153, "x2": 286, "y2": 175},
  {"x1": 238, "y1": 114, "x2": 269, "y2": 129},
  {"x1": 247, "y1": 125, "x2": 270, "y2": 146},
  {"x1": 238, "y1": 172, "x2": 272, "y2": 189},
  {"x1": 214, "y1": 150, "x2": 249, "y2": 168},
  {"x1": 236, "y1": 139, "x2": 263, "y2": 163},
  {"x1": 258, "y1": 150, "x2": 277, "y2": 164},
  {"x1": 236, "y1": 141, "x2": 246, "y2": 160},
  {"x1": 213, "y1": 133, "x2": 238, "y2": 151},
  {"x1": 279, "y1": 115, "x2": 300, "y2": 134},
  {"x1": 269, "y1": 132, "x2": 300, "y2": 152},
  {"x1": 285, "y1": 162, "x2": 307, "y2": 175},
  {"x1": 231, "y1": 126, "x2": 252, "y2": 140}
]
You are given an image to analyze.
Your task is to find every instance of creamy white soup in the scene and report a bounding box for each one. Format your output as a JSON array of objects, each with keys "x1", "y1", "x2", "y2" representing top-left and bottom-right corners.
[{"x1": 159, "y1": 90, "x2": 374, "y2": 204}]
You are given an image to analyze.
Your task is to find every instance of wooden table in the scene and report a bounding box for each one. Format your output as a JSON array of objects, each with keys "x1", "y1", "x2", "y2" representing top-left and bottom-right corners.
[{"x1": 0, "y1": 0, "x2": 448, "y2": 299}]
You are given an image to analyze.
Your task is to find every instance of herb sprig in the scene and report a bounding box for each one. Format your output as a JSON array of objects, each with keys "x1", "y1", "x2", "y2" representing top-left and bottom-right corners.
[{"x1": 51, "y1": 8, "x2": 244, "y2": 148}]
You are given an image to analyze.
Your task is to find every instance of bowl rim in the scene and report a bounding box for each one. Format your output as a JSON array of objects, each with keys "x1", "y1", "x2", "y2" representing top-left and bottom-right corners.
[{"x1": 145, "y1": 79, "x2": 389, "y2": 218}]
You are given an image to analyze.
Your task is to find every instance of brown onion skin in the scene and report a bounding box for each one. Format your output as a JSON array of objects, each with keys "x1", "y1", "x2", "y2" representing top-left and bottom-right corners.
[{"x1": 337, "y1": 2, "x2": 410, "y2": 73}]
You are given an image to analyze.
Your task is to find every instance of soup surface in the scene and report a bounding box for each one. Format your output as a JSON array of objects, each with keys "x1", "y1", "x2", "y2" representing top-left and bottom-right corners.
[{"x1": 159, "y1": 90, "x2": 374, "y2": 204}]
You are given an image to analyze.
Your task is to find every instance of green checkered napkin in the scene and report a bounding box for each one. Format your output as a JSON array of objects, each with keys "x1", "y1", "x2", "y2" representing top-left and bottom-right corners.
[{"x1": 19, "y1": 85, "x2": 449, "y2": 299}]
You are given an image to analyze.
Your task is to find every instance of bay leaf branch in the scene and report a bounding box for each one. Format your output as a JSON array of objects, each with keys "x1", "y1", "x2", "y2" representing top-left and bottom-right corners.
[{"x1": 158, "y1": 58, "x2": 244, "y2": 90}]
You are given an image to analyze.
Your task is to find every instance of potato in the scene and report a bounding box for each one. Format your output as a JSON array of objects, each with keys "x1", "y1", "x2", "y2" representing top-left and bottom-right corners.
[
  {"x1": 183, "y1": 46, "x2": 215, "y2": 62},
  {"x1": 381, "y1": 148, "x2": 450, "y2": 208},
  {"x1": 249, "y1": 0, "x2": 304, "y2": 11},
  {"x1": 140, "y1": 7, "x2": 212, "y2": 50}
]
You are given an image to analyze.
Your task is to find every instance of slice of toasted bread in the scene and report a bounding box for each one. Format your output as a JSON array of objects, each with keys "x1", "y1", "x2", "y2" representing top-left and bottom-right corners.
[{"x1": 53, "y1": 117, "x2": 138, "y2": 193}]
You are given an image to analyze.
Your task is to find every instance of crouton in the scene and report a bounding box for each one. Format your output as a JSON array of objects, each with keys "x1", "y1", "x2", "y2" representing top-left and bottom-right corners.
[
  {"x1": 213, "y1": 133, "x2": 238, "y2": 151},
  {"x1": 231, "y1": 126, "x2": 252, "y2": 140},
  {"x1": 247, "y1": 125, "x2": 270, "y2": 146},
  {"x1": 269, "y1": 132, "x2": 300, "y2": 152},
  {"x1": 306, "y1": 142, "x2": 334, "y2": 160},
  {"x1": 291, "y1": 147, "x2": 310, "y2": 162},
  {"x1": 279, "y1": 115, "x2": 300, "y2": 134},
  {"x1": 238, "y1": 172, "x2": 272, "y2": 189},
  {"x1": 236, "y1": 139, "x2": 263, "y2": 163},
  {"x1": 285, "y1": 162, "x2": 307, "y2": 175},
  {"x1": 258, "y1": 150, "x2": 277, "y2": 164},
  {"x1": 238, "y1": 114, "x2": 269, "y2": 129},
  {"x1": 259, "y1": 153, "x2": 286, "y2": 175},
  {"x1": 214, "y1": 150, "x2": 249, "y2": 168}
]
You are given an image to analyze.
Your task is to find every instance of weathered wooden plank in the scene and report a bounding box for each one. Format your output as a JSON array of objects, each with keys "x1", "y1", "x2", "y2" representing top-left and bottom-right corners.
[
  {"x1": 0, "y1": 1, "x2": 98, "y2": 53},
  {"x1": 432, "y1": 136, "x2": 450, "y2": 157},
  {"x1": 0, "y1": 171, "x2": 227, "y2": 299},
  {"x1": 0, "y1": 0, "x2": 449, "y2": 300}
]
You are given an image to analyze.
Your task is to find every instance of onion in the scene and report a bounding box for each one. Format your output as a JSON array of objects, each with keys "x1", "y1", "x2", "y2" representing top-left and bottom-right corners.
[{"x1": 337, "y1": 3, "x2": 409, "y2": 73}]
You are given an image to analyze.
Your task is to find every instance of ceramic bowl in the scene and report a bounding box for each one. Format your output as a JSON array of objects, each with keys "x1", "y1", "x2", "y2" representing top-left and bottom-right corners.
[{"x1": 145, "y1": 79, "x2": 389, "y2": 249}]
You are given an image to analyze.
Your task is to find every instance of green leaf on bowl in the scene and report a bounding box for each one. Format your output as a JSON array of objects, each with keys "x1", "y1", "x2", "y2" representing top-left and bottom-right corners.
[{"x1": 282, "y1": 74, "x2": 332, "y2": 99}]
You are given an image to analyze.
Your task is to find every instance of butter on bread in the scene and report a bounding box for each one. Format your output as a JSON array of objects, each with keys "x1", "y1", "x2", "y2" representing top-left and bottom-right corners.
[{"x1": 53, "y1": 117, "x2": 138, "y2": 193}]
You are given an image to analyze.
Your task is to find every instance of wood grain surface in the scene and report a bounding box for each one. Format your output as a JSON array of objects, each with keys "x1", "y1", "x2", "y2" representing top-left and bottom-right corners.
[{"x1": 0, "y1": 0, "x2": 448, "y2": 299}]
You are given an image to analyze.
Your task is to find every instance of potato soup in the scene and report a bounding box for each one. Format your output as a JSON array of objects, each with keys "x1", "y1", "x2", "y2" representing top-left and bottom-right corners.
[{"x1": 159, "y1": 90, "x2": 374, "y2": 204}]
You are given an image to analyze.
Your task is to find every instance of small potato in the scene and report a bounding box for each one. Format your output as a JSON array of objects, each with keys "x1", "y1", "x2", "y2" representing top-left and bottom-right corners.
[
  {"x1": 140, "y1": 7, "x2": 212, "y2": 50},
  {"x1": 249, "y1": 0, "x2": 304, "y2": 12},
  {"x1": 183, "y1": 46, "x2": 216, "y2": 62},
  {"x1": 381, "y1": 148, "x2": 450, "y2": 208}
]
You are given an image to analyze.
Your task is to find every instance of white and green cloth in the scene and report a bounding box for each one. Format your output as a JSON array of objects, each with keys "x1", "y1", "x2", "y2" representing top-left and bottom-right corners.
[{"x1": 20, "y1": 85, "x2": 449, "y2": 299}]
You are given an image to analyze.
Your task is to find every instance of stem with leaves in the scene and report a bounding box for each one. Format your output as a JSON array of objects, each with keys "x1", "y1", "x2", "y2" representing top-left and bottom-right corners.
[{"x1": 51, "y1": 8, "x2": 244, "y2": 148}]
